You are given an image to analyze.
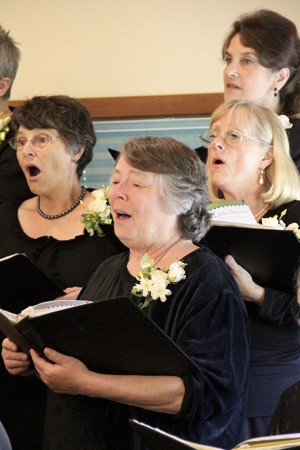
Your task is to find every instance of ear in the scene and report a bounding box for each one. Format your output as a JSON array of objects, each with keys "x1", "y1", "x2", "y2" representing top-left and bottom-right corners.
[
  {"x1": 261, "y1": 145, "x2": 274, "y2": 169},
  {"x1": 274, "y1": 68, "x2": 290, "y2": 91},
  {"x1": 72, "y1": 148, "x2": 84, "y2": 163},
  {"x1": 0, "y1": 77, "x2": 11, "y2": 97},
  {"x1": 0, "y1": 77, "x2": 11, "y2": 98}
]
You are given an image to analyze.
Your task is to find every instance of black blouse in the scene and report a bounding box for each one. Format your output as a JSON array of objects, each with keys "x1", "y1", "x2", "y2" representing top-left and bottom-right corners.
[{"x1": 44, "y1": 246, "x2": 250, "y2": 450}]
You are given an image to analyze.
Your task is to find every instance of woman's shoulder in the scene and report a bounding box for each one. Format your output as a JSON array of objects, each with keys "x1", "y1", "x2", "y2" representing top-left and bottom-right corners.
[
  {"x1": 88, "y1": 251, "x2": 129, "y2": 277},
  {"x1": 269, "y1": 200, "x2": 300, "y2": 223},
  {"x1": 183, "y1": 246, "x2": 237, "y2": 287},
  {"x1": 0, "y1": 195, "x2": 26, "y2": 221}
]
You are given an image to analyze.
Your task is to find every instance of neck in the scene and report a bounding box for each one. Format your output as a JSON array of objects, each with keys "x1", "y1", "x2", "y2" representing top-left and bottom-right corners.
[
  {"x1": 151, "y1": 237, "x2": 182, "y2": 268},
  {"x1": 0, "y1": 99, "x2": 9, "y2": 112},
  {"x1": 128, "y1": 235, "x2": 182, "y2": 272},
  {"x1": 36, "y1": 185, "x2": 86, "y2": 220}
]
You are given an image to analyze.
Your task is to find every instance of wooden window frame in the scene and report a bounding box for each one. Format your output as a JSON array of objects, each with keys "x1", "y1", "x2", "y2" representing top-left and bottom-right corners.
[{"x1": 9, "y1": 92, "x2": 223, "y2": 120}]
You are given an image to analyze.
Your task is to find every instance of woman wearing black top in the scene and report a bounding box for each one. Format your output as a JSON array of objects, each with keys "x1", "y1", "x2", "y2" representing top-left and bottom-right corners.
[
  {"x1": 205, "y1": 99, "x2": 300, "y2": 440},
  {"x1": 197, "y1": 9, "x2": 300, "y2": 172}
]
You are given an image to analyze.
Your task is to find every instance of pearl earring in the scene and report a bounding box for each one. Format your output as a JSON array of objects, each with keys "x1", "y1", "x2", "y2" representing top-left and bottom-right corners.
[{"x1": 259, "y1": 169, "x2": 265, "y2": 185}]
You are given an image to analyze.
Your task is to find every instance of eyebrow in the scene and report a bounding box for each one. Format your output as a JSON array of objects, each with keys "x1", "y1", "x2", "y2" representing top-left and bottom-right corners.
[
  {"x1": 225, "y1": 50, "x2": 258, "y2": 57},
  {"x1": 112, "y1": 167, "x2": 144, "y2": 176}
]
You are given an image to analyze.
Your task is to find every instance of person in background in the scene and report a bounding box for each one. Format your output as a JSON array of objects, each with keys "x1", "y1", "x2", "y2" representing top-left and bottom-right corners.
[
  {"x1": 204, "y1": 99, "x2": 300, "y2": 440},
  {"x1": 197, "y1": 9, "x2": 300, "y2": 172},
  {"x1": 0, "y1": 24, "x2": 32, "y2": 202},
  {"x1": 0, "y1": 95, "x2": 123, "y2": 450},
  {"x1": 267, "y1": 268, "x2": 300, "y2": 436},
  {"x1": 2, "y1": 137, "x2": 250, "y2": 450}
]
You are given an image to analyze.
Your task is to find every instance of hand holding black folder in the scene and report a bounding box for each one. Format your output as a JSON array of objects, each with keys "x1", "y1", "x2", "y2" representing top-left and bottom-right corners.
[
  {"x1": 0, "y1": 297, "x2": 197, "y2": 376},
  {"x1": 204, "y1": 224, "x2": 300, "y2": 294}
]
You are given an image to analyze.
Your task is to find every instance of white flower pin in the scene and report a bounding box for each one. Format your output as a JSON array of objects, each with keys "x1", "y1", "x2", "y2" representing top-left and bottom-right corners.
[{"x1": 132, "y1": 253, "x2": 187, "y2": 309}]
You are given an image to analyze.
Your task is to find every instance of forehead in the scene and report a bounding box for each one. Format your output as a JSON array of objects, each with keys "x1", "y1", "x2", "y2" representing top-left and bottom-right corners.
[
  {"x1": 113, "y1": 156, "x2": 158, "y2": 181},
  {"x1": 17, "y1": 126, "x2": 53, "y2": 134},
  {"x1": 226, "y1": 33, "x2": 256, "y2": 54},
  {"x1": 211, "y1": 110, "x2": 253, "y2": 133}
]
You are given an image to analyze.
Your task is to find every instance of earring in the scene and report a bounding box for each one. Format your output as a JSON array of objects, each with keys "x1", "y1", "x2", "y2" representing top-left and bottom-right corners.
[
  {"x1": 274, "y1": 87, "x2": 278, "y2": 97},
  {"x1": 259, "y1": 168, "x2": 265, "y2": 185}
]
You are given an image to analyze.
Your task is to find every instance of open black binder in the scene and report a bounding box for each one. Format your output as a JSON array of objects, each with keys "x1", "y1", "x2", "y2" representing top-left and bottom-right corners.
[
  {"x1": 0, "y1": 253, "x2": 65, "y2": 313},
  {"x1": 129, "y1": 419, "x2": 300, "y2": 450},
  {"x1": 130, "y1": 419, "x2": 197, "y2": 450},
  {"x1": 204, "y1": 224, "x2": 300, "y2": 294},
  {"x1": 0, "y1": 297, "x2": 197, "y2": 376}
]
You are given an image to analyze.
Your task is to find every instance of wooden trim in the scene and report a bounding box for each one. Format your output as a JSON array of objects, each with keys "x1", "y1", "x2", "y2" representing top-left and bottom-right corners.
[{"x1": 9, "y1": 92, "x2": 223, "y2": 120}]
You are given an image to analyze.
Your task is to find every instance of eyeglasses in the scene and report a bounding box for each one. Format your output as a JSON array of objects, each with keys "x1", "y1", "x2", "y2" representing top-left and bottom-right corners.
[
  {"x1": 9, "y1": 134, "x2": 61, "y2": 151},
  {"x1": 199, "y1": 129, "x2": 268, "y2": 148}
]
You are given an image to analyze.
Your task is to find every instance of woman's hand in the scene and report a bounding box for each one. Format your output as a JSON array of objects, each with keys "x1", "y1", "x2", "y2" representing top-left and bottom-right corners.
[
  {"x1": 30, "y1": 347, "x2": 90, "y2": 395},
  {"x1": 225, "y1": 255, "x2": 265, "y2": 305},
  {"x1": 1, "y1": 338, "x2": 33, "y2": 376},
  {"x1": 30, "y1": 348, "x2": 184, "y2": 414},
  {"x1": 56, "y1": 286, "x2": 82, "y2": 300}
]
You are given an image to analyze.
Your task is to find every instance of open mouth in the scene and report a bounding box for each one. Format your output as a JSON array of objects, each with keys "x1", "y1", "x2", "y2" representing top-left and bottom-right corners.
[
  {"x1": 213, "y1": 159, "x2": 224, "y2": 165},
  {"x1": 116, "y1": 211, "x2": 132, "y2": 220},
  {"x1": 226, "y1": 83, "x2": 240, "y2": 89},
  {"x1": 26, "y1": 164, "x2": 41, "y2": 177}
]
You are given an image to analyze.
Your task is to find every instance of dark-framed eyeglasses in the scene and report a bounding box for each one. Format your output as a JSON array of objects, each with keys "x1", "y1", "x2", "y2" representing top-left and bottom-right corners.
[
  {"x1": 199, "y1": 129, "x2": 269, "y2": 149},
  {"x1": 9, "y1": 134, "x2": 61, "y2": 151}
]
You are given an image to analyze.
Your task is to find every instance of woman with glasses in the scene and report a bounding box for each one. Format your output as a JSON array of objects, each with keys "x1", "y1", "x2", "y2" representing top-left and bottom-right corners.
[
  {"x1": 205, "y1": 99, "x2": 300, "y2": 440},
  {"x1": 0, "y1": 95, "x2": 123, "y2": 450},
  {"x1": 197, "y1": 9, "x2": 300, "y2": 173},
  {"x1": 2, "y1": 136, "x2": 250, "y2": 450}
]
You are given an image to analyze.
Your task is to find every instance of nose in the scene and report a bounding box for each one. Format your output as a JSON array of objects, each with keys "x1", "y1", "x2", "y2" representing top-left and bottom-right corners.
[
  {"x1": 21, "y1": 140, "x2": 36, "y2": 156},
  {"x1": 211, "y1": 135, "x2": 226, "y2": 151},
  {"x1": 224, "y1": 61, "x2": 238, "y2": 78},
  {"x1": 110, "y1": 182, "x2": 128, "y2": 201}
]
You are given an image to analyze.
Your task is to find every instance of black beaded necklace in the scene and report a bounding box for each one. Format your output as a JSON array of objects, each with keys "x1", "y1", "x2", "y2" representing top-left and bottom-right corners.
[{"x1": 36, "y1": 186, "x2": 86, "y2": 220}]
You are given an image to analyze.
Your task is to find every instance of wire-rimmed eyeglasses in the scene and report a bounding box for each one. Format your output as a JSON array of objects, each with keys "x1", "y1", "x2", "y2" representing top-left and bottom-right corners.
[
  {"x1": 9, "y1": 134, "x2": 61, "y2": 151},
  {"x1": 199, "y1": 129, "x2": 269, "y2": 149}
]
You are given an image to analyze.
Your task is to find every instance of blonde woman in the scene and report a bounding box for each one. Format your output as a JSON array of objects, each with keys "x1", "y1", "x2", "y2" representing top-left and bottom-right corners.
[{"x1": 204, "y1": 99, "x2": 300, "y2": 440}]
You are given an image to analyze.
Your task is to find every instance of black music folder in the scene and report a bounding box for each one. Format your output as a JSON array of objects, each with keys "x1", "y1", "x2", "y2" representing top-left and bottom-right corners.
[
  {"x1": 0, "y1": 253, "x2": 65, "y2": 313},
  {"x1": 204, "y1": 224, "x2": 300, "y2": 294},
  {"x1": 0, "y1": 296, "x2": 197, "y2": 376},
  {"x1": 129, "y1": 419, "x2": 300, "y2": 450}
]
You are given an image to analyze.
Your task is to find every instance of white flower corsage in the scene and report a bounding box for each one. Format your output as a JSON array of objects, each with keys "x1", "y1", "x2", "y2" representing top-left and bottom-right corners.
[
  {"x1": 278, "y1": 115, "x2": 293, "y2": 129},
  {"x1": 80, "y1": 186, "x2": 112, "y2": 236},
  {"x1": 0, "y1": 111, "x2": 11, "y2": 144},
  {"x1": 132, "y1": 253, "x2": 187, "y2": 309},
  {"x1": 262, "y1": 209, "x2": 300, "y2": 238}
]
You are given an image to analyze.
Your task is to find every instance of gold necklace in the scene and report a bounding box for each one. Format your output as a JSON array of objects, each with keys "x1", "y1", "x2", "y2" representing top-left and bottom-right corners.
[
  {"x1": 254, "y1": 203, "x2": 269, "y2": 219},
  {"x1": 153, "y1": 237, "x2": 181, "y2": 268}
]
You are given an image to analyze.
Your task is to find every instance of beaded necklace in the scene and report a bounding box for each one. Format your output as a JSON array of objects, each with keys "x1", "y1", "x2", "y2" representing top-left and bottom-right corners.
[{"x1": 36, "y1": 186, "x2": 86, "y2": 220}]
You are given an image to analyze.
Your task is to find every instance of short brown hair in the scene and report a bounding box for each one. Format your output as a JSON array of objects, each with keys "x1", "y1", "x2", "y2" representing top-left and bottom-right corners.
[
  {"x1": 11, "y1": 95, "x2": 96, "y2": 179},
  {"x1": 222, "y1": 10, "x2": 300, "y2": 115}
]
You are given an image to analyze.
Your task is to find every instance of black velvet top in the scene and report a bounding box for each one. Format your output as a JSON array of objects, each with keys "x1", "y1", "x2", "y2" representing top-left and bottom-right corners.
[
  {"x1": 244, "y1": 201, "x2": 300, "y2": 418},
  {"x1": 0, "y1": 193, "x2": 123, "y2": 290},
  {"x1": 43, "y1": 246, "x2": 250, "y2": 450},
  {"x1": 0, "y1": 193, "x2": 123, "y2": 450}
]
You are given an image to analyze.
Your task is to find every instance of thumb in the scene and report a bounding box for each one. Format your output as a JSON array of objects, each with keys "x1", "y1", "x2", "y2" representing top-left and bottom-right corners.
[
  {"x1": 43, "y1": 347, "x2": 65, "y2": 364},
  {"x1": 224, "y1": 254, "x2": 237, "y2": 270}
]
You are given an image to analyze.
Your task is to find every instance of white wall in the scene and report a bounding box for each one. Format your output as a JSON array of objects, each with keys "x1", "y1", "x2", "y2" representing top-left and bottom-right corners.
[{"x1": 3, "y1": 0, "x2": 300, "y2": 100}]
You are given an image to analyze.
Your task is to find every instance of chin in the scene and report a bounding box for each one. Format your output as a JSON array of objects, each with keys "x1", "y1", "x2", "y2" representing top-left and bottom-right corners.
[{"x1": 224, "y1": 91, "x2": 240, "y2": 102}]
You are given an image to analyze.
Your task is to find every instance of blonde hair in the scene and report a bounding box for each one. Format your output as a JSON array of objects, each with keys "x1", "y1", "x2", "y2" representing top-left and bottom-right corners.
[{"x1": 207, "y1": 100, "x2": 300, "y2": 207}]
